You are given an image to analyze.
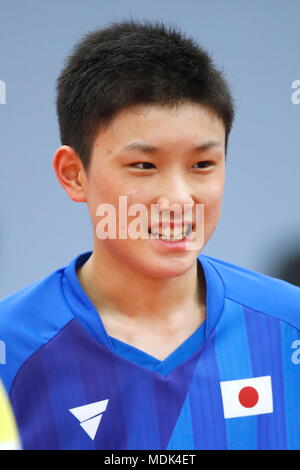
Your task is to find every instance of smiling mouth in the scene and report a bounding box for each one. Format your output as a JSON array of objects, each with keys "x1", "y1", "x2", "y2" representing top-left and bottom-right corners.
[{"x1": 148, "y1": 222, "x2": 193, "y2": 241}]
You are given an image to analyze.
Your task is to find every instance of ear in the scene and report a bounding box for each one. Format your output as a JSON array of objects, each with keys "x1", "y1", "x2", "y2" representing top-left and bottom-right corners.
[{"x1": 52, "y1": 145, "x2": 87, "y2": 202}]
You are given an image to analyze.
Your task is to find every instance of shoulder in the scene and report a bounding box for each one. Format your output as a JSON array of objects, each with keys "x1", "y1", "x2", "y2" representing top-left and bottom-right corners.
[
  {"x1": 0, "y1": 265, "x2": 70, "y2": 325},
  {"x1": 0, "y1": 266, "x2": 73, "y2": 393},
  {"x1": 200, "y1": 254, "x2": 300, "y2": 330}
]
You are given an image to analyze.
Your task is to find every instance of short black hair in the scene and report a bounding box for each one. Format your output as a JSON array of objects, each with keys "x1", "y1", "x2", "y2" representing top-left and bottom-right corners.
[{"x1": 56, "y1": 18, "x2": 235, "y2": 171}]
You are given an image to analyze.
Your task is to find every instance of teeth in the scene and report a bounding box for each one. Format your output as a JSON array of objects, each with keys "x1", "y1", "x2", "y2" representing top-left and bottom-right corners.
[
  {"x1": 161, "y1": 227, "x2": 171, "y2": 238},
  {"x1": 173, "y1": 226, "x2": 184, "y2": 237},
  {"x1": 150, "y1": 223, "x2": 192, "y2": 241},
  {"x1": 161, "y1": 234, "x2": 184, "y2": 241}
]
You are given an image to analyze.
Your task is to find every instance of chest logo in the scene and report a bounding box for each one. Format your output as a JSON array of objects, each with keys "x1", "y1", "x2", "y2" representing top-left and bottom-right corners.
[
  {"x1": 220, "y1": 375, "x2": 273, "y2": 419},
  {"x1": 69, "y1": 399, "x2": 109, "y2": 440}
]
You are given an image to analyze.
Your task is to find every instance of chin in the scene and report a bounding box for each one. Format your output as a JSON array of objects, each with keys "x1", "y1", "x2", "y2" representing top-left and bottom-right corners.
[{"x1": 136, "y1": 256, "x2": 196, "y2": 279}]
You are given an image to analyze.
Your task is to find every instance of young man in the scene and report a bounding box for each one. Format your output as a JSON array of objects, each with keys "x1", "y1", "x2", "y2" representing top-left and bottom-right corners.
[{"x1": 0, "y1": 19, "x2": 300, "y2": 451}]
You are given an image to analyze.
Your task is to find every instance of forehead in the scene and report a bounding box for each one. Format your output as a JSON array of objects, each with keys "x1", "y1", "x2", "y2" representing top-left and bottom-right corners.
[{"x1": 93, "y1": 103, "x2": 225, "y2": 150}]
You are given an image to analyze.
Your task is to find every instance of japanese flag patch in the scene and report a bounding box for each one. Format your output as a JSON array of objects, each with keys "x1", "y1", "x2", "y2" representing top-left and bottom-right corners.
[{"x1": 220, "y1": 375, "x2": 273, "y2": 419}]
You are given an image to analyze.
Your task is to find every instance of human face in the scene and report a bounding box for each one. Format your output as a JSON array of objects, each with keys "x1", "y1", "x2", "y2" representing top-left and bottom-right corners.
[{"x1": 83, "y1": 102, "x2": 226, "y2": 279}]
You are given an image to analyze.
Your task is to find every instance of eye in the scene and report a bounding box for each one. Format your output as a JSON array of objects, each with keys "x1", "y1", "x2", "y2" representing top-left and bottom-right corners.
[
  {"x1": 129, "y1": 162, "x2": 156, "y2": 170},
  {"x1": 193, "y1": 161, "x2": 214, "y2": 169}
]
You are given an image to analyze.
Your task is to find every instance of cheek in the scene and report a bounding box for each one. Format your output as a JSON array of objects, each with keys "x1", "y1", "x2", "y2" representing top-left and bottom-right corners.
[
  {"x1": 202, "y1": 184, "x2": 224, "y2": 225},
  {"x1": 201, "y1": 179, "x2": 224, "y2": 205},
  {"x1": 85, "y1": 181, "x2": 116, "y2": 229},
  {"x1": 88, "y1": 184, "x2": 149, "y2": 231},
  {"x1": 125, "y1": 188, "x2": 144, "y2": 205},
  {"x1": 87, "y1": 178, "x2": 119, "y2": 208}
]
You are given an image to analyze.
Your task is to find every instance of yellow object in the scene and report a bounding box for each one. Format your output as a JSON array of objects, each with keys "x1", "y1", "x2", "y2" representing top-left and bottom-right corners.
[{"x1": 0, "y1": 380, "x2": 21, "y2": 450}]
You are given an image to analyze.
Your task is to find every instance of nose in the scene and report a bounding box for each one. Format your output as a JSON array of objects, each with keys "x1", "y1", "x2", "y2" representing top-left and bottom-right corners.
[
  {"x1": 156, "y1": 174, "x2": 194, "y2": 209},
  {"x1": 157, "y1": 196, "x2": 194, "y2": 211},
  {"x1": 155, "y1": 178, "x2": 195, "y2": 223}
]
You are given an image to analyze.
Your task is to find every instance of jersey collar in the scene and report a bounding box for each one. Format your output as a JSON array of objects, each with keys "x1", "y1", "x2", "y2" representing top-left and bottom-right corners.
[{"x1": 62, "y1": 250, "x2": 225, "y2": 351}]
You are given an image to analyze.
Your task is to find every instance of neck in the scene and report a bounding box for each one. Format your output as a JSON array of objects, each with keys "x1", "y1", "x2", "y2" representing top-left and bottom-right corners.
[{"x1": 76, "y1": 245, "x2": 206, "y2": 328}]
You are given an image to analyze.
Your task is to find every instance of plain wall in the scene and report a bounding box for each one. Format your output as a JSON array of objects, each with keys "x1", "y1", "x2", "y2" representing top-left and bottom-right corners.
[{"x1": 0, "y1": 0, "x2": 299, "y2": 298}]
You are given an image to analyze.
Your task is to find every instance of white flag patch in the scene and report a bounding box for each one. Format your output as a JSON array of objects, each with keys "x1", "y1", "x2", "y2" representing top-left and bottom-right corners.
[{"x1": 220, "y1": 375, "x2": 273, "y2": 419}]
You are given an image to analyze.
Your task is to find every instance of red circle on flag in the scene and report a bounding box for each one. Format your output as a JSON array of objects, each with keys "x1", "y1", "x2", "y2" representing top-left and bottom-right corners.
[{"x1": 238, "y1": 386, "x2": 259, "y2": 408}]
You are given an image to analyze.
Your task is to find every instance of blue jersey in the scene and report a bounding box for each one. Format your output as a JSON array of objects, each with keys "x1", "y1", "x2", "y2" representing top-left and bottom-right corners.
[{"x1": 0, "y1": 251, "x2": 300, "y2": 450}]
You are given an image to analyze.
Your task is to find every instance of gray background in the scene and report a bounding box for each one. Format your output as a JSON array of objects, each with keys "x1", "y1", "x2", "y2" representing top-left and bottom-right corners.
[{"x1": 0, "y1": 0, "x2": 299, "y2": 299}]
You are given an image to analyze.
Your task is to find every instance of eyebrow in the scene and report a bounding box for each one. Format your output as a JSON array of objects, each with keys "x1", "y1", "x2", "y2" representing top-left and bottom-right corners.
[{"x1": 122, "y1": 140, "x2": 221, "y2": 154}]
